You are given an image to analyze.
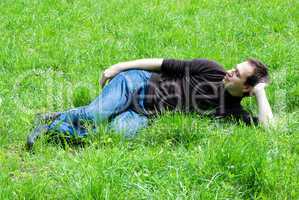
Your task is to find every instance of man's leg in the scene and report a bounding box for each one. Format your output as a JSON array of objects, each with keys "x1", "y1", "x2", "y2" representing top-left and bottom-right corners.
[
  {"x1": 48, "y1": 71, "x2": 141, "y2": 136},
  {"x1": 27, "y1": 70, "x2": 152, "y2": 147},
  {"x1": 109, "y1": 109, "x2": 148, "y2": 138},
  {"x1": 27, "y1": 70, "x2": 151, "y2": 149}
]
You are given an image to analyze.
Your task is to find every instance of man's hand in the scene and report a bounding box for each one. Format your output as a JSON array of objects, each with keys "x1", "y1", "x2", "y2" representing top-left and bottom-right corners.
[
  {"x1": 251, "y1": 82, "x2": 268, "y2": 96},
  {"x1": 99, "y1": 66, "x2": 121, "y2": 88}
]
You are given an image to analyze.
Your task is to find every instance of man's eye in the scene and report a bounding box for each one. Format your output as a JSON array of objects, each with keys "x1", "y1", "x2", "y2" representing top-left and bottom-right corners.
[{"x1": 235, "y1": 69, "x2": 240, "y2": 77}]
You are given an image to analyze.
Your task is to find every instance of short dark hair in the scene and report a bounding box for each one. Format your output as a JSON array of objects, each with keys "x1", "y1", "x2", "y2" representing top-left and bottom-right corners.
[{"x1": 245, "y1": 58, "x2": 269, "y2": 86}]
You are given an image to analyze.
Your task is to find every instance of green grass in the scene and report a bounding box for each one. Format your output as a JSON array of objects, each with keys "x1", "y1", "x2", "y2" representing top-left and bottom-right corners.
[{"x1": 0, "y1": 0, "x2": 298, "y2": 199}]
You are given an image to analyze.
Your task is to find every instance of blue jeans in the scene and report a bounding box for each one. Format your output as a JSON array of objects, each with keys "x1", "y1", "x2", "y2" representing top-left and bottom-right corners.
[{"x1": 48, "y1": 70, "x2": 152, "y2": 137}]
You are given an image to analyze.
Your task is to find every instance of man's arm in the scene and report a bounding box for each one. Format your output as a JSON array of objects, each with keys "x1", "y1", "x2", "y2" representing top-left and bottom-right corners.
[
  {"x1": 99, "y1": 58, "x2": 163, "y2": 87},
  {"x1": 252, "y1": 83, "x2": 274, "y2": 127},
  {"x1": 114, "y1": 58, "x2": 163, "y2": 72}
]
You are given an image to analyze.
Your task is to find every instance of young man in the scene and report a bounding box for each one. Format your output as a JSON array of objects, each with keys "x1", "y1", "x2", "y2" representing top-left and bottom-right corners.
[{"x1": 27, "y1": 58, "x2": 273, "y2": 149}]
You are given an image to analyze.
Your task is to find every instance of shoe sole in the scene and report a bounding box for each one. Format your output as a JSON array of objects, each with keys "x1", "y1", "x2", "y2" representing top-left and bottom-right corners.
[{"x1": 26, "y1": 125, "x2": 49, "y2": 150}]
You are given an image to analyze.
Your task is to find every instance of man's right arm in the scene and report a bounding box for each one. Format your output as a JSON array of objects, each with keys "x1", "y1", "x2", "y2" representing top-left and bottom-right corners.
[
  {"x1": 100, "y1": 58, "x2": 163, "y2": 87},
  {"x1": 252, "y1": 83, "x2": 274, "y2": 127}
]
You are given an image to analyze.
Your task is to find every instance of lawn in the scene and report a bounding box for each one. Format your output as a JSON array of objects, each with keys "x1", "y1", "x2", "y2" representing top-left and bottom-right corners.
[{"x1": 0, "y1": 0, "x2": 298, "y2": 199}]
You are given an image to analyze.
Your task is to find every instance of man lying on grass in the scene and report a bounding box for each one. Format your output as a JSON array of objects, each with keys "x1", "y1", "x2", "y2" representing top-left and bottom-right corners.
[{"x1": 27, "y1": 58, "x2": 273, "y2": 149}]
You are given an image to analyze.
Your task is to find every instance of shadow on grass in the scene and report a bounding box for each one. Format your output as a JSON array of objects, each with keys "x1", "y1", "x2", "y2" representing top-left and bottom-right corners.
[{"x1": 28, "y1": 112, "x2": 258, "y2": 152}]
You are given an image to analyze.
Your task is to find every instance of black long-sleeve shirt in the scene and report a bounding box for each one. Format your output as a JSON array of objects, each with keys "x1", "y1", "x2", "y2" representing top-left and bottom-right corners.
[{"x1": 131, "y1": 59, "x2": 258, "y2": 125}]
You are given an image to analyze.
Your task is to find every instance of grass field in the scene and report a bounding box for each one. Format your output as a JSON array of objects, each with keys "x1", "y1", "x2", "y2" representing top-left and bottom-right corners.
[{"x1": 0, "y1": 0, "x2": 298, "y2": 199}]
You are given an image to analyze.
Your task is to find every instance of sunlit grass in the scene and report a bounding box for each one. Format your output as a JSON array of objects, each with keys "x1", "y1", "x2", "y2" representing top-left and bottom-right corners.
[{"x1": 0, "y1": 0, "x2": 298, "y2": 199}]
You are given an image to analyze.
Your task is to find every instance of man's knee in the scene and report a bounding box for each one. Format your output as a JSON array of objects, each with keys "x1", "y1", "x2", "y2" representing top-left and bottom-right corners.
[{"x1": 109, "y1": 112, "x2": 148, "y2": 137}]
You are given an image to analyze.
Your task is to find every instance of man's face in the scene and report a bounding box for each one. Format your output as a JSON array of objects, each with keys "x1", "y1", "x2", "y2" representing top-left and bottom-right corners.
[{"x1": 223, "y1": 61, "x2": 255, "y2": 96}]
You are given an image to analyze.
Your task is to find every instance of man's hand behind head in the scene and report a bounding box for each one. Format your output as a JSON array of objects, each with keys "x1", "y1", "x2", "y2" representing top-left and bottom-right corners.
[{"x1": 251, "y1": 82, "x2": 268, "y2": 96}]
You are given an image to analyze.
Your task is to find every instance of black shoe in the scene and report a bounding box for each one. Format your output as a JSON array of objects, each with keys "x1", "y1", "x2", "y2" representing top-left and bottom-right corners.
[
  {"x1": 36, "y1": 112, "x2": 61, "y2": 123},
  {"x1": 26, "y1": 125, "x2": 49, "y2": 150},
  {"x1": 26, "y1": 112, "x2": 61, "y2": 150}
]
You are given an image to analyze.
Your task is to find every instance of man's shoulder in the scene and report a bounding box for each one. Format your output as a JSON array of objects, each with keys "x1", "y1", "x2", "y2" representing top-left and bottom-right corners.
[
  {"x1": 191, "y1": 58, "x2": 225, "y2": 71},
  {"x1": 187, "y1": 59, "x2": 226, "y2": 78}
]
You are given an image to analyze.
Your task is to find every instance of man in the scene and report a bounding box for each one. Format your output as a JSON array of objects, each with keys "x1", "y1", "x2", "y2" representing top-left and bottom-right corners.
[{"x1": 27, "y1": 58, "x2": 273, "y2": 149}]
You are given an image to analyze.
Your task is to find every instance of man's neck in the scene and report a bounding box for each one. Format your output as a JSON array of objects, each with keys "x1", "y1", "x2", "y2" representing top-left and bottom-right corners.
[{"x1": 226, "y1": 88, "x2": 243, "y2": 97}]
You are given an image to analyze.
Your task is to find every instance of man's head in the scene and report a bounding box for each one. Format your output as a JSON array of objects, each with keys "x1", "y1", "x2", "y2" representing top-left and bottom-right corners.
[{"x1": 223, "y1": 58, "x2": 269, "y2": 97}]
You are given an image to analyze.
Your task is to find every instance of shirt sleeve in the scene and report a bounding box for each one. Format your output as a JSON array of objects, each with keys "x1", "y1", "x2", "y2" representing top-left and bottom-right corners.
[
  {"x1": 236, "y1": 110, "x2": 259, "y2": 125},
  {"x1": 227, "y1": 107, "x2": 259, "y2": 126},
  {"x1": 161, "y1": 59, "x2": 220, "y2": 78}
]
